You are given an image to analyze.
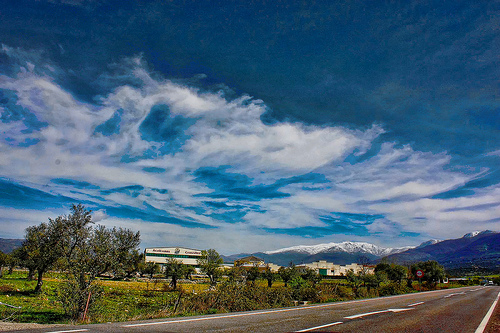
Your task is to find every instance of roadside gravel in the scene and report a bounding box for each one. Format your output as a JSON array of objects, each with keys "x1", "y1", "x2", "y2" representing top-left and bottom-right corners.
[{"x1": 0, "y1": 322, "x2": 63, "y2": 332}]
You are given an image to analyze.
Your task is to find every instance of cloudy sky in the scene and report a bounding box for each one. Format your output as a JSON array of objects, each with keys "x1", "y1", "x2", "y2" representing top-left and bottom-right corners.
[{"x1": 0, "y1": 0, "x2": 498, "y2": 254}]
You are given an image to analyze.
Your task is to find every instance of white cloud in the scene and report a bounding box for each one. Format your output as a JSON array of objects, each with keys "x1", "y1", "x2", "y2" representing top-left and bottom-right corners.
[{"x1": 0, "y1": 48, "x2": 498, "y2": 250}]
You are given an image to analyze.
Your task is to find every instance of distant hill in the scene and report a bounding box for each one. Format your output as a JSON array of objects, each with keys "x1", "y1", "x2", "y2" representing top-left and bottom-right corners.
[
  {"x1": 0, "y1": 238, "x2": 23, "y2": 253},
  {"x1": 382, "y1": 230, "x2": 500, "y2": 274},
  {"x1": 223, "y1": 231, "x2": 500, "y2": 273}
]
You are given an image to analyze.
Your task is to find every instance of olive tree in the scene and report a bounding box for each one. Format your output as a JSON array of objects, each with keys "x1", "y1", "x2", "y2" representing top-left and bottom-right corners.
[
  {"x1": 19, "y1": 204, "x2": 141, "y2": 319},
  {"x1": 164, "y1": 258, "x2": 188, "y2": 290},
  {"x1": 197, "y1": 249, "x2": 223, "y2": 286},
  {"x1": 21, "y1": 215, "x2": 68, "y2": 292}
]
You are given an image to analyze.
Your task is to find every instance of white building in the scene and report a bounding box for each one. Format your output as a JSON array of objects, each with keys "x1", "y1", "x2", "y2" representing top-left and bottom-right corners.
[
  {"x1": 298, "y1": 261, "x2": 374, "y2": 277},
  {"x1": 144, "y1": 247, "x2": 203, "y2": 270}
]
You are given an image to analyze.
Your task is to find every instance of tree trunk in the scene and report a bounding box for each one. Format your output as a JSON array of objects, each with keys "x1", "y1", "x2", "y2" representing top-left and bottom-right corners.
[
  {"x1": 34, "y1": 270, "x2": 44, "y2": 292},
  {"x1": 27, "y1": 268, "x2": 35, "y2": 280},
  {"x1": 171, "y1": 276, "x2": 177, "y2": 290}
]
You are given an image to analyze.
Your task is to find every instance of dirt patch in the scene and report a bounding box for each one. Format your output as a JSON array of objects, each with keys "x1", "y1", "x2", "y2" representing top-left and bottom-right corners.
[{"x1": 0, "y1": 322, "x2": 63, "y2": 332}]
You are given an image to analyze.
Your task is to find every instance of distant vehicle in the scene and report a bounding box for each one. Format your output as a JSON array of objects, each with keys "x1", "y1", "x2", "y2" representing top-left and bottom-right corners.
[{"x1": 488, "y1": 280, "x2": 494, "y2": 285}]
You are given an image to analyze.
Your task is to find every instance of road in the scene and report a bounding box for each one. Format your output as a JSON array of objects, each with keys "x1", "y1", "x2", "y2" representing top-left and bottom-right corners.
[{"x1": 10, "y1": 286, "x2": 500, "y2": 333}]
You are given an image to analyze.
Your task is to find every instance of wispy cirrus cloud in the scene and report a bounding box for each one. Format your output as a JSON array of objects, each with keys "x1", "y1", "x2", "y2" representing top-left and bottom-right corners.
[{"x1": 0, "y1": 45, "x2": 498, "y2": 253}]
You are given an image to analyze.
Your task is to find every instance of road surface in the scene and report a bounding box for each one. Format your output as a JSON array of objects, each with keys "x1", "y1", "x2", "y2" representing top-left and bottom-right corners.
[{"x1": 9, "y1": 285, "x2": 500, "y2": 333}]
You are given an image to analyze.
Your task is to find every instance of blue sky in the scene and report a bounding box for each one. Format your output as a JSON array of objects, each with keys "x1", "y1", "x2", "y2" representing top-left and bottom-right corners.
[{"x1": 0, "y1": 0, "x2": 498, "y2": 254}]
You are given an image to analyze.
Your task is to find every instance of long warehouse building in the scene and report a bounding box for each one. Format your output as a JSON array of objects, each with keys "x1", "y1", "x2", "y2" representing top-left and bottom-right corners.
[{"x1": 144, "y1": 247, "x2": 203, "y2": 270}]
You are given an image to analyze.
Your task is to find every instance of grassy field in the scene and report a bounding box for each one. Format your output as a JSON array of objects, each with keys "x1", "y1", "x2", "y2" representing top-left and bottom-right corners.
[
  {"x1": 0, "y1": 271, "x2": 204, "y2": 324},
  {"x1": 0, "y1": 270, "x2": 475, "y2": 325}
]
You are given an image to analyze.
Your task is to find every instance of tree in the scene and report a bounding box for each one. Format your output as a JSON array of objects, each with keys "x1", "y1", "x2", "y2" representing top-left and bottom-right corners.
[
  {"x1": 164, "y1": 258, "x2": 187, "y2": 290},
  {"x1": 54, "y1": 204, "x2": 141, "y2": 319},
  {"x1": 0, "y1": 250, "x2": 6, "y2": 277},
  {"x1": 246, "y1": 266, "x2": 260, "y2": 285},
  {"x1": 375, "y1": 263, "x2": 407, "y2": 283},
  {"x1": 141, "y1": 261, "x2": 160, "y2": 279},
  {"x1": 301, "y1": 268, "x2": 322, "y2": 286},
  {"x1": 262, "y1": 266, "x2": 277, "y2": 288},
  {"x1": 197, "y1": 249, "x2": 223, "y2": 286},
  {"x1": 10, "y1": 245, "x2": 37, "y2": 280},
  {"x1": 227, "y1": 266, "x2": 246, "y2": 284},
  {"x1": 278, "y1": 265, "x2": 299, "y2": 287},
  {"x1": 22, "y1": 215, "x2": 67, "y2": 292},
  {"x1": 4, "y1": 251, "x2": 18, "y2": 275},
  {"x1": 184, "y1": 265, "x2": 195, "y2": 280},
  {"x1": 346, "y1": 269, "x2": 363, "y2": 295},
  {"x1": 411, "y1": 261, "x2": 445, "y2": 288},
  {"x1": 109, "y1": 227, "x2": 141, "y2": 278}
]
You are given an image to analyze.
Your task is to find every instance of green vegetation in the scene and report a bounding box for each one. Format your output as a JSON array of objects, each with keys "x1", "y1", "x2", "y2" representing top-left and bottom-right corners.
[
  {"x1": 0, "y1": 207, "x2": 482, "y2": 325},
  {"x1": 0, "y1": 264, "x2": 469, "y2": 325},
  {"x1": 197, "y1": 249, "x2": 223, "y2": 286},
  {"x1": 4, "y1": 204, "x2": 141, "y2": 321}
]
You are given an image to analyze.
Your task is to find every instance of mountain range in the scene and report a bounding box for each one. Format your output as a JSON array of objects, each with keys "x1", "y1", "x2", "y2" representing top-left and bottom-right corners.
[
  {"x1": 0, "y1": 238, "x2": 23, "y2": 254},
  {"x1": 223, "y1": 230, "x2": 500, "y2": 273},
  {"x1": 222, "y1": 241, "x2": 414, "y2": 267},
  {"x1": 383, "y1": 230, "x2": 500, "y2": 274}
]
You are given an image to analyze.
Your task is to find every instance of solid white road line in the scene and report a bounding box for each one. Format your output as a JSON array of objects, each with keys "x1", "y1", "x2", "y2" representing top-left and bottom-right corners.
[
  {"x1": 474, "y1": 290, "x2": 500, "y2": 333},
  {"x1": 295, "y1": 321, "x2": 343, "y2": 332},
  {"x1": 47, "y1": 329, "x2": 88, "y2": 333},
  {"x1": 408, "y1": 301, "x2": 424, "y2": 307}
]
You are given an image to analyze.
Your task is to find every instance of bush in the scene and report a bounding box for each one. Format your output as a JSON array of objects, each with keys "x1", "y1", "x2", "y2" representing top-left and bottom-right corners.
[
  {"x1": 293, "y1": 286, "x2": 318, "y2": 302},
  {"x1": 58, "y1": 280, "x2": 103, "y2": 320},
  {"x1": 378, "y1": 283, "x2": 411, "y2": 296},
  {"x1": 180, "y1": 282, "x2": 294, "y2": 314}
]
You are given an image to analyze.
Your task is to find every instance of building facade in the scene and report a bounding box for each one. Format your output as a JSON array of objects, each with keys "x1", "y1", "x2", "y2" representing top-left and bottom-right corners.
[
  {"x1": 234, "y1": 255, "x2": 281, "y2": 272},
  {"x1": 298, "y1": 261, "x2": 374, "y2": 277},
  {"x1": 144, "y1": 247, "x2": 203, "y2": 270}
]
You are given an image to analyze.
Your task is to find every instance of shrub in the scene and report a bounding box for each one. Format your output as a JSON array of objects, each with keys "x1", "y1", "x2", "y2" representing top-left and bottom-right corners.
[
  {"x1": 378, "y1": 283, "x2": 410, "y2": 296},
  {"x1": 58, "y1": 280, "x2": 103, "y2": 320}
]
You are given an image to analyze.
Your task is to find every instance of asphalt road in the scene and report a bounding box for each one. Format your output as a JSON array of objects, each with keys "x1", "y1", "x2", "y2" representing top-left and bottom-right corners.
[{"x1": 10, "y1": 286, "x2": 500, "y2": 333}]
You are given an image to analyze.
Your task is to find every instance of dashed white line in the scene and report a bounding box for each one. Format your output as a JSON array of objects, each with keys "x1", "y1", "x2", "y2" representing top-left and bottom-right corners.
[
  {"x1": 295, "y1": 321, "x2": 343, "y2": 332},
  {"x1": 47, "y1": 329, "x2": 88, "y2": 333},
  {"x1": 408, "y1": 301, "x2": 424, "y2": 307},
  {"x1": 345, "y1": 310, "x2": 389, "y2": 319}
]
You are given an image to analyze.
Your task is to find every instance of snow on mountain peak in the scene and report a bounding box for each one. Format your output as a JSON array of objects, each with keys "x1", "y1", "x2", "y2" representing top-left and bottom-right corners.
[
  {"x1": 264, "y1": 241, "x2": 412, "y2": 257},
  {"x1": 462, "y1": 230, "x2": 496, "y2": 238},
  {"x1": 417, "y1": 239, "x2": 442, "y2": 248}
]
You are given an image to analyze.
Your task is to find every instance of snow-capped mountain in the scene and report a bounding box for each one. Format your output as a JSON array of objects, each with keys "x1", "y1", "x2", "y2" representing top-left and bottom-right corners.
[
  {"x1": 224, "y1": 230, "x2": 499, "y2": 269},
  {"x1": 383, "y1": 230, "x2": 500, "y2": 273},
  {"x1": 416, "y1": 239, "x2": 442, "y2": 248},
  {"x1": 463, "y1": 231, "x2": 482, "y2": 238},
  {"x1": 265, "y1": 241, "x2": 412, "y2": 257}
]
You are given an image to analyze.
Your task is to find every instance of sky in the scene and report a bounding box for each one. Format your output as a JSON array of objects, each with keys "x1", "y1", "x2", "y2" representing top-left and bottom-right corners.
[{"x1": 0, "y1": 0, "x2": 499, "y2": 254}]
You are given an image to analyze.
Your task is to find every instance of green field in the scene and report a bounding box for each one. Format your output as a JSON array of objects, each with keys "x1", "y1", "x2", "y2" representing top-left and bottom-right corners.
[{"x1": 0, "y1": 270, "x2": 474, "y2": 325}]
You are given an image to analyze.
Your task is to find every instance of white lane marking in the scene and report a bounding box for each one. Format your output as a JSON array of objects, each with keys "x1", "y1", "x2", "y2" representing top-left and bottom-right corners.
[
  {"x1": 389, "y1": 308, "x2": 414, "y2": 313},
  {"x1": 345, "y1": 310, "x2": 389, "y2": 319},
  {"x1": 474, "y1": 290, "x2": 500, "y2": 333},
  {"x1": 47, "y1": 329, "x2": 88, "y2": 333},
  {"x1": 123, "y1": 286, "x2": 474, "y2": 328},
  {"x1": 408, "y1": 302, "x2": 424, "y2": 307},
  {"x1": 295, "y1": 321, "x2": 343, "y2": 332},
  {"x1": 344, "y1": 308, "x2": 413, "y2": 320}
]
